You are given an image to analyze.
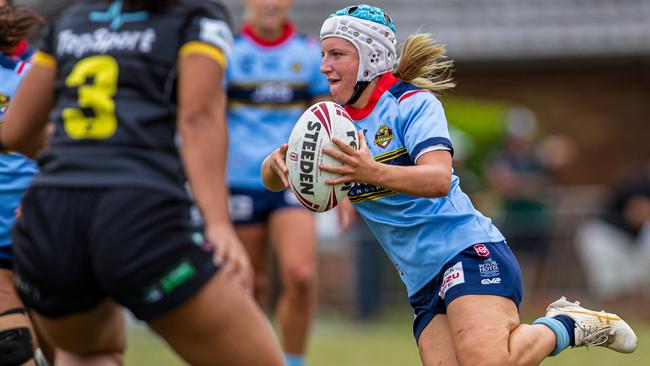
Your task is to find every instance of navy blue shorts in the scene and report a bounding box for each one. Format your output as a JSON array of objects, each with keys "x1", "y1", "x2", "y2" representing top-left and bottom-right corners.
[
  {"x1": 409, "y1": 241, "x2": 523, "y2": 342},
  {"x1": 228, "y1": 187, "x2": 303, "y2": 225}
]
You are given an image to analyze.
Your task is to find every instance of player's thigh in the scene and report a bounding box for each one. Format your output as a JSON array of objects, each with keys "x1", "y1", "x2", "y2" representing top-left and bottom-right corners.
[
  {"x1": 446, "y1": 294, "x2": 520, "y2": 366},
  {"x1": 269, "y1": 207, "x2": 317, "y2": 283},
  {"x1": 30, "y1": 299, "x2": 125, "y2": 354},
  {"x1": 417, "y1": 314, "x2": 459, "y2": 366},
  {"x1": 147, "y1": 269, "x2": 284, "y2": 366}
]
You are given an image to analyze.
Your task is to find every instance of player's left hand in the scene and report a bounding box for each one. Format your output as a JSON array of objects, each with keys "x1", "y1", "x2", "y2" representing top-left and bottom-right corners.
[{"x1": 321, "y1": 130, "x2": 377, "y2": 185}]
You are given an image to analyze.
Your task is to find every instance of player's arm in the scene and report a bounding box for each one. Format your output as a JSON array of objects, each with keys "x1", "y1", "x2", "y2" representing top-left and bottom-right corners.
[
  {"x1": 177, "y1": 44, "x2": 252, "y2": 290},
  {"x1": 323, "y1": 131, "x2": 452, "y2": 198},
  {"x1": 1, "y1": 51, "x2": 55, "y2": 158}
]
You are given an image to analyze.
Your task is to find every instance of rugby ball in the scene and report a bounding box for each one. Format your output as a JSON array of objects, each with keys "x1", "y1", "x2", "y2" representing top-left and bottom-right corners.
[{"x1": 286, "y1": 101, "x2": 359, "y2": 212}]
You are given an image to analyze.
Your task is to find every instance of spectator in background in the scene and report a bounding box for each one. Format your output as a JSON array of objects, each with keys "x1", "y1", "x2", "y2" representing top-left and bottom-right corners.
[
  {"x1": 576, "y1": 160, "x2": 650, "y2": 308},
  {"x1": 485, "y1": 107, "x2": 552, "y2": 291},
  {"x1": 225, "y1": 0, "x2": 330, "y2": 365}
]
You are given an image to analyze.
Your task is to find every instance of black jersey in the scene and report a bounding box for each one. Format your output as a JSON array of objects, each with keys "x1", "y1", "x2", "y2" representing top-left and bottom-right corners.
[{"x1": 31, "y1": 0, "x2": 232, "y2": 198}]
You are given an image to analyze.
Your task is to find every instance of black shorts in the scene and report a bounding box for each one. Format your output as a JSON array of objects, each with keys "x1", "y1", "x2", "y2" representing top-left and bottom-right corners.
[
  {"x1": 0, "y1": 246, "x2": 13, "y2": 270},
  {"x1": 12, "y1": 186, "x2": 219, "y2": 321}
]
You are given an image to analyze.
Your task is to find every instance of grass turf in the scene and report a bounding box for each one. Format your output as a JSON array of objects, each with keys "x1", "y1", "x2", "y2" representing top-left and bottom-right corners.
[{"x1": 124, "y1": 308, "x2": 648, "y2": 365}]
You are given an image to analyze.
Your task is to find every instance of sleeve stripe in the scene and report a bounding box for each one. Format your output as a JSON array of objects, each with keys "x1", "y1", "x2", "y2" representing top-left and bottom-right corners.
[
  {"x1": 398, "y1": 90, "x2": 428, "y2": 103},
  {"x1": 179, "y1": 41, "x2": 227, "y2": 69},
  {"x1": 32, "y1": 51, "x2": 56, "y2": 68},
  {"x1": 411, "y1": 137, "x2": 454, "y2": 163}
]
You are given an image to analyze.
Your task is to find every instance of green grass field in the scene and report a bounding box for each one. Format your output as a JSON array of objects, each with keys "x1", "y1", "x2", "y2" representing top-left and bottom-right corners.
[{"x1": 125, "y1": 309, "x2": 648, "y2": 365}]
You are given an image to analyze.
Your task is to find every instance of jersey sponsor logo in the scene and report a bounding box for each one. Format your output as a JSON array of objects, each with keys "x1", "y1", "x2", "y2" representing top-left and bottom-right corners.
[
  {"x1": 252, "y1": 82, "x2": 295, "y2": 103},
  {"x1": 0, "y1": 93, "x2": 9, "y2": 114},
  {"x1": 142, "y1": 259, "x2": 197, "y2": 304},
  {"x1": 89, "y1": 0, "x2": 149, "y2": 30},
  {"x1": 481, "y1": 277, "x2": 501, "y2": 285},
  {"x1": 479, "y1": 258, "x2": 500, "y2": 278},
  {"x1": 439, "y1": 261, "x2": 464, "y2": 299},
  {"x1": 373, "y1": 124, "x2": 394, "y2": 149},
  {"x1": 57, "y1": 28, "x2": 156, "y2": 58},
  {"x1": 473, "y1": 243, "x2": 490, "y2": 257},
  {"x1": 199, "y1": 18, "x2": 232, "y2": 58},
  {"x1": 347, "y1": 182, "x2": 396, "y2": 203},
  {"x1": 228, "y1": 194, "x2": 254, "y2": 221}
]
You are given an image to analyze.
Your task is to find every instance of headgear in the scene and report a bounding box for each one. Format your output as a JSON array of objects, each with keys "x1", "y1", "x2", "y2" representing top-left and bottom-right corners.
[{"x1": 320, "y1": 5, "x2": 396, "y2": 104}]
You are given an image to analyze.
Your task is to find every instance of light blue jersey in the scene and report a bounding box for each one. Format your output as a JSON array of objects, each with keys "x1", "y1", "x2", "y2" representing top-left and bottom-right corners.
[
  {"x1": 0, "y1": 48, "x2": 38, "y2": 249},
  {"x1": 345, "y1": 73, "x2": 505, "y2": 296},
  {"x1": 226, "y1": 23, "x2": 329, "y2": 189}
]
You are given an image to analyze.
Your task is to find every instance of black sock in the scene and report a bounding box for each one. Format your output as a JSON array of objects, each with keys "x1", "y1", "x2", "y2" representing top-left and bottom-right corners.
[{"x1": 553, "y1": 315, "x2": 576, "y2": 346}]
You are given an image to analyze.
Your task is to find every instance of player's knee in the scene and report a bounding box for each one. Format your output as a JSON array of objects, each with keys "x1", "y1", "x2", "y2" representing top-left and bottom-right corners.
[
  {"x1": 283, "y1": 264, "x2": 315, "y2": 294},
  {"x1": 0, "y1": 327, "x2": 35, "y2": 366}
]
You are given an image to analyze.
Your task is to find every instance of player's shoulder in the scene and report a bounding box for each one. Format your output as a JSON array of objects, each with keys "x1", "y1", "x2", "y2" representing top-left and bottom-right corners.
[
  {"x1": 384, "y1": 80, "x2": 443, "y2": 119},
  {"x1": 388, "y1": 80, "x2": 434, "y2": 103}
]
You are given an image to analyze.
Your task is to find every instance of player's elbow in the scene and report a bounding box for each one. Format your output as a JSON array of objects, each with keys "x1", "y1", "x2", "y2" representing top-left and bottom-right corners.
[
  {"x1": 178, "y1": 105, "x2": 220, "y2": 137},
  {"x1": 422, "y1": 171, "x2": 452, "y2": 198},
  {"x1": 1, "y1": 125, "x2": 32, "y2": 157}
]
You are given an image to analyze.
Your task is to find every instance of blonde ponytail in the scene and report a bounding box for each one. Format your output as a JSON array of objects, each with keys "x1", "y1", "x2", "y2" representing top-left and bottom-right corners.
[{"x1": 394, "y1": 33, "x2": 455, "y2": 94}]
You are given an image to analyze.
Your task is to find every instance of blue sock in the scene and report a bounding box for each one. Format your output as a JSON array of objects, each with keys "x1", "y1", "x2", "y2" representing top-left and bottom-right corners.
[
  {"x1": 533, "y1": 317, "x2": 570, "y2": 356},
  {"x1": 284, "y1": 353, "x2": 305, "y2": 366},
  {"x1": 552, "y1": 315, "x2": 576, "y2": 346}
]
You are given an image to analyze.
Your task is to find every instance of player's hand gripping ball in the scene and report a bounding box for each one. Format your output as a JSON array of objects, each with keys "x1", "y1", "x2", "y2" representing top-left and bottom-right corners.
[{"x1": 286, "y1": 101, "x2": 359, "y2": 212}]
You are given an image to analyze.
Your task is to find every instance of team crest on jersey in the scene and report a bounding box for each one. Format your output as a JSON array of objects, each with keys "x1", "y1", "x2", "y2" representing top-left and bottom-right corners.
[
  {"x1": 473, "y1": 243, "x2": 490, "y2": 257},
  {"x1": 291, "y1": 62, "x2": 302, "y2": 73},
  {"x1": 373, "y1": 124, "x2": 394, "y2": 149},
  {"x1": 89, "y1": 0, "x2": 149, "y2": 30},
  {"x1": 0, "y1": 93, "x2": 9, "y2": 114}
]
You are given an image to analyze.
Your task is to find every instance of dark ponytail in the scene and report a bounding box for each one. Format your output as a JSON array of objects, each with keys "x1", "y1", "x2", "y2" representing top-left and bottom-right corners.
[{"x1": 0, "y1": 3, "x2": 43, "y2": 55}]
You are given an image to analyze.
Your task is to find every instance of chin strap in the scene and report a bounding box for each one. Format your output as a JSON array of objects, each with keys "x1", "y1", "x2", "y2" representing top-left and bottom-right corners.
[{"x1": 346, "y1": 81, "x2": 370, "y2": 105}]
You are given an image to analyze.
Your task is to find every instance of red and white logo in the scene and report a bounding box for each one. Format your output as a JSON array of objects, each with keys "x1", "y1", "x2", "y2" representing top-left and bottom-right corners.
[
  {"x1": 473, "y1": 244, "x2": 490, "y2": 257},
  {"x1": 439, "y1": 261, "x2": 464, "y2": 299}
]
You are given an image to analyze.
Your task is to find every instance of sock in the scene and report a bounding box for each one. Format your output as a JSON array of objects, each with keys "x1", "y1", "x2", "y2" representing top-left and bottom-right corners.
[
  {"x1": 552, "y1": 315, "x2": 576, "y2": 346},
  {"x1": 284, "y1": 353, "x2": 305, "y2": 366},
  {"x1": 533, "y1": 317, "x2": 571, "y2": 356}
]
